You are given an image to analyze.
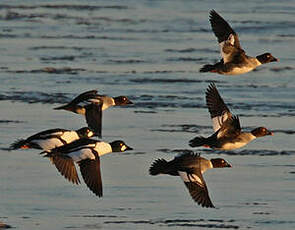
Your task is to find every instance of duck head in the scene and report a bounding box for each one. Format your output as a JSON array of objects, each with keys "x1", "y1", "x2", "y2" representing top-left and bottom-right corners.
[
  {"x1": 110, "y1": 140, "x2": 133, "y2": 152},
  {"x1": 114, "y1": 96, "x2": 133, "y2": 106},
  {"x1": 76, "y1": 127, "x2": 95, "y2": 138},
  {"x1": 210, "y1": 158, "x2": 232, "y2": 168},
  {"x1": 256, "y1": 53, "x2": 279, "y2": 64},
  {"x1": 251, "y1": 127, "x2": 273, "y2": 137}
]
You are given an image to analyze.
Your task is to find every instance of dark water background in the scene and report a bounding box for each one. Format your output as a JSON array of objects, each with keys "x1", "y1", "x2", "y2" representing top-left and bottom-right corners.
[{"x1": 0, "y1": 0, "x2": 294, "y2": 229}]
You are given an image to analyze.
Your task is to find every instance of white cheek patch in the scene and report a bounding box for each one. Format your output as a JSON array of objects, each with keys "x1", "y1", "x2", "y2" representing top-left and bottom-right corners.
[
  {"x1": 88, "y1": 131, "x2": 94, "y2": 137},
  {"x1": 121, "y1": 145, "x2": 127, "y2": 152},
  {"x1": 178, "y1": 171, "x2": 202, "y2": 185}
]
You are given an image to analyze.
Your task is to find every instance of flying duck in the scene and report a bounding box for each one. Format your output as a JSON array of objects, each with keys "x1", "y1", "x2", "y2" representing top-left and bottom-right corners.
[
  {"x1": 10, "y1": 127, "x2": 94, "y2": 151},
  {"x1": 149, "y1": 152, "x2": 232, "y2": 208},
  {"x1": 200, "y1": 10, "x2": 278, "y2": 75},
  {"x1": 54, "y1": 90, "x2": 133, "y2": 137},
  {"x1": 189, "y1": 83, "x2": 273, "y2": 150},
  {"x1": 43, "y1": 138, "x2": 133, "y2": 196}
]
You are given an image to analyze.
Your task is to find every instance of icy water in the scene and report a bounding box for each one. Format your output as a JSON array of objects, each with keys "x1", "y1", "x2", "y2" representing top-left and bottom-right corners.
[{"x1": 0, "y1": 0, "x2": 295, "y2": 229}]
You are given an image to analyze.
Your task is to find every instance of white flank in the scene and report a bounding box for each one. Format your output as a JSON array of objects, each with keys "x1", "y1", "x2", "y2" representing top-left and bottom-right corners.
[
  {"x1": 178, "y1": 171, "x2": 202, "y2": 185},
  {"x1": 219, "y1": 141, "x2": 248, "y2": 150},
  {"x1": 69, "y1": 148, "x2": 96, "y2": 162},
  {"x1": 36, "y1": 138, "x2": 64, "y2": 151},
  {"x1": 225, "y1": 66, "x2": 255, "y2": 75}
]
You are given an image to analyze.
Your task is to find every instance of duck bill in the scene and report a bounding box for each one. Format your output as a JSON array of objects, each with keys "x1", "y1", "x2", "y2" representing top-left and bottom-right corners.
[
  {"x1": 126, "y1": 100, "x2": 133, "y2": 105},
  {"x1": 271, "y1": 57, "x2": 279, "y2": 62},
  {"x1": 268, "y1": 131, "x2": 274, "y2": 136},
  {"x1": 126, "y1": 145, "x2": 133, "y2": 151},
  {"x1": 226, "y1": 163, "x2": 232, "y2": 168}
]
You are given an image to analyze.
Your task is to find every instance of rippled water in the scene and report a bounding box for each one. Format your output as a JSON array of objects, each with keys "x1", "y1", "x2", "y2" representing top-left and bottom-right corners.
[{"x1": 0, "y1": 0, "x2": 294, "y2": 229}]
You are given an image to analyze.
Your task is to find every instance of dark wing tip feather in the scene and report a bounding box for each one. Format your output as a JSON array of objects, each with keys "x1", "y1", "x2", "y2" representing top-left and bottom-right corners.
[
  {"x1": 184, "y1": 182, "x2": 215, "y2": 208},
  {"x1": 85, "y1": 104, "x2": 102, "y2": 137},
  {"x1": 230, "y1": 115, "x2": 241, "y2": 131},
  {"x1": 206, "y1": 83, "x2": 230, "y2": 118},
  {"x1": 208, "y1": 9, "x2": 236, "y2": 44},
  {"x1": 79, "y1": 159, "x2": 103, "y2": 197}
]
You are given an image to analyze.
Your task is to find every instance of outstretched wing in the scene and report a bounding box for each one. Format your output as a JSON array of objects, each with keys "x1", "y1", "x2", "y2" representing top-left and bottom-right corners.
[
  {"x1": 79, "y1": 158, "x2": 103, "y2": 197},
  {"x1": 51, "y1": 155, "x2": 80, "y2": 185},
  {"x1": 85, "y1": 103, "x2": 103, "y2": 137},
  {"x1": 209, "y1": 10, "x2": 245, "y2": 63},
  {"x1": 206, "y1": 83, "x2": 232, "y2": 132},
  {"x1": 209, "y1": 10, "x2": 242, "y2": 49},
  {"x1": 178, "y1": 170, "x2": 215, "y2": 208}
]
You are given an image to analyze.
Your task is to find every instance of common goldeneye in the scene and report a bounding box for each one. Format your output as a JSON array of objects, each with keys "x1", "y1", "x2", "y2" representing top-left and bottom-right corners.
[
  {"x1": 10, "y1": 127, "x2": 94, "y2": 151},
  {"x1": 54, "y1": 90, "x2": 133, "y2": 137},
  {"x1": 149, "y1": 152, "x2": 231, "y2": 208},
  {"x1": 200, "y1": 10, "x2": 278, "y2": 75},
  {"x1": 43, "y1": 138, "x2": 133, "y2": 195},
  {"x1": 189, "y1": 83, "x2": 273, "y2": 150}
]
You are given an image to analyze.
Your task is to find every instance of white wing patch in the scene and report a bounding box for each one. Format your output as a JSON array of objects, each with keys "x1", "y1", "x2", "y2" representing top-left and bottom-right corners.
[
  {"x1": 219, "y1": 34, "x2": 235, "y2": 63},
  {"x1": 94, "y1": 142, "x2": 112, "y2": 156},
  {"x1": 212, "y1": 112, "x2": 230, "y2": 132},
  {"x1": 178, "y1": 171, "x2": 202, "y2": 185},
  {"x1": 88, "y1": 98, "x2": 102, "y2": 104}
]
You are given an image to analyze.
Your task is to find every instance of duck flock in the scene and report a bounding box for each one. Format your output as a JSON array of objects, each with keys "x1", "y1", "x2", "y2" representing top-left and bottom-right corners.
[{"x1": 10, "y1": 10, "x2": 278, "y2": 208}]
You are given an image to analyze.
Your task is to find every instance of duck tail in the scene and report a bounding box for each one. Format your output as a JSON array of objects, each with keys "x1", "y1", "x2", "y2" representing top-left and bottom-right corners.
[
  {"x1": 149, "y1": 158, "x2": 169, "y2": 175},
  {"x1": 10, "y1": 139, "x2": 29, "y2": 150},
  {"x1": 200, "y1": 64, "x2": 216, "y2": 73},
  {"x1": 189, "y1": 136, "x2": 208, "y2": 147}
]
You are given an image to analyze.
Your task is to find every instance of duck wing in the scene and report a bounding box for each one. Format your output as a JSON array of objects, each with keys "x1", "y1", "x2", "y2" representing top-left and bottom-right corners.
[
  {"x1": 209, "y1": 10, "x2": 245, "y2": 63},
  {"x1": 85, "y1": 103, "x2": 103, "y2": 138},
  {"x1": 178, "y1": 169, "x2": 215, "y2": 208},
  {"x1": 79, "y1": 157, "x2": 103, "y2": 197},
  {"x1": 206, "y1": 83, "x2": 232, "y2": 132},
  {"x1": 51, "y1": 155, "x2": 80, "y2": 185}
]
